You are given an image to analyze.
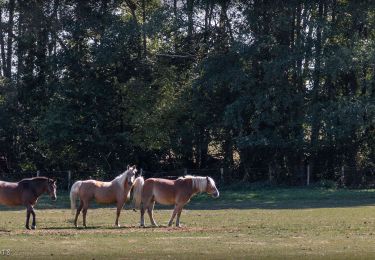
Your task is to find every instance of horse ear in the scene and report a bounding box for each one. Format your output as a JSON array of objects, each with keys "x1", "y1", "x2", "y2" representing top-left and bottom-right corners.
[
  {"x1": 132, "y1": 165, "x2": 137, "y2": 169},
  {"x1": 127, "y1": 165, "x2": 130, "y2": 170}
]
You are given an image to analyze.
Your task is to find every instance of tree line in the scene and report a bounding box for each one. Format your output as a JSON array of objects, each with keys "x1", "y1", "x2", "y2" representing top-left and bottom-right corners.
[{"x1": 0, "y1": 0, "x2": 374, "y2": 185}]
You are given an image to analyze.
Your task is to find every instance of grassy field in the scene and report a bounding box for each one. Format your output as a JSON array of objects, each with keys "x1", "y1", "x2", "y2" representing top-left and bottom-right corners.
[{"x1": 2, "y1": 187, "x2": 375, "y2": 259}]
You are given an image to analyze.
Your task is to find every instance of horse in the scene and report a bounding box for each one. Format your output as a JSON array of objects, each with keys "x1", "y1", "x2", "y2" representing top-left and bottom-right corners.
[
  {"x1": 70, "y1": 166, "x2": 137, "y2": 228},
  {"x1": 0, "y1": 177, "x2": 57, "y2": 230},
  {"x1": 132, "y1": 175, "x2": 219, "y2": 227}
]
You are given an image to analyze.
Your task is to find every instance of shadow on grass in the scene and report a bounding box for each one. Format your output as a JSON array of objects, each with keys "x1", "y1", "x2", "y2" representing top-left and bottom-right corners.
[
  {"x1": 2, "y1": 188, "x2": 375, "y2": 211},
  {"x1": 42, "y1": 226, "x2": 102, "y2": 230},
  {"x1": 185, "y1": 187, "x2": 375, "y2": 210},
  {"x1": 41, "y1": 225, "x2": 145, "y2": 230},
  {"x1": 187, "y1": 198, "x2": 375, "y2": 210}
]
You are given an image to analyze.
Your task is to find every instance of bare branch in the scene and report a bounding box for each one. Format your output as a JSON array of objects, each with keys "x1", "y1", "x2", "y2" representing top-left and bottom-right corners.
[{"x1": 156, "y1": 53, "x2": 196, "y2": 59}]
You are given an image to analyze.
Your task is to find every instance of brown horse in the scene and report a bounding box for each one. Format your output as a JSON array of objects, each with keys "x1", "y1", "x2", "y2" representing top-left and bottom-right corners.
[
  {"x1": 0, "y1": 177, "x2": 57, "y2": 229},
  {"x1": 70, "y1": 166, "x2": 137, "y2": 227},
  {"x1": 133, "y1": 175, "x2": 219, "y2": 227}
]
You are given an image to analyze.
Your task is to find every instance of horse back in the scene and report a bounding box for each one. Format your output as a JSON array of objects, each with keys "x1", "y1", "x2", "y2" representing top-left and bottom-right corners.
[
  {"x1": 0, "y1": 181, "x2": 22, "y2": 206},
  {"x1": 80, "y1": 180, "x2": 118, "y2": 204},
  {"x1": 143, "y1": 178, "x2": 193, "y2": 205}
]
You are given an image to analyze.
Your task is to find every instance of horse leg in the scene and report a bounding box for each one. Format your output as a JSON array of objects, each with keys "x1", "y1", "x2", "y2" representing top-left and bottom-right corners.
[
  {"x1": 147, "y1": 201, "x2": 158, "y2": 227},
  {"x1": 168, "y1": 205, "x2": 179, "y2": 227},
  {"x1": 140, "y1": 196, "x2": 152, "y2": 227},
  {"x1": 115, "y1": 202, "x2": 124, "y2": 227},
  {"x1": 30, "y1": 206, "x2": 36, "y2": 229},
  {"x1": 82, "y1": 201, "x2": 89, "y2": 228},
  {"x1": 74, "y1": 201, "x2": 83, "y2": 227},
  {"x1": 82, "y1": 208, "x2": 88, "y2": 227},
  {"x1": 175, "y1": 206, "x2": 184, "y2": 227},
  {"x1": 25, "y1": 206, "x2": 31, "y2": 230},
  {"x1": 140, "y1": 205, "x2": 145, "y2": 227}
]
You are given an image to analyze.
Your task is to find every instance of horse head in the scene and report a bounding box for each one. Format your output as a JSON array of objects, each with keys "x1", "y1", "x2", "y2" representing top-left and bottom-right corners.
[
  {"x1": 206, "y1": 176, "x2": 219, "y2": 198},
  {"x1": 125, "y1": 165, "x2": 137, "y2": 187},
  {"x1": 47, "y1": 179, "x2": 57, "y2": 201}
]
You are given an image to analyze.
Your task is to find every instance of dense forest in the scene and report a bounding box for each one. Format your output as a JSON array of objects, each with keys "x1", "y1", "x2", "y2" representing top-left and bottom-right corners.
[{"x1": 0, "y1": 0, "x2": 374, "y2": 185}]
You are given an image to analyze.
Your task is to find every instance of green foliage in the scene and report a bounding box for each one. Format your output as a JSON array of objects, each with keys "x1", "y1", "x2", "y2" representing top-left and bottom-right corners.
[{"x1": 0, "y1": 0, "x2": 373, "y2": 184}]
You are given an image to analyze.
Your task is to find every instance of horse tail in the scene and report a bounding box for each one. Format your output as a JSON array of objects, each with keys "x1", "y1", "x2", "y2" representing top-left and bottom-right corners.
[
  {"x1": 70, "y1": 181, "x2": 82, "y2": 215},
  {"x1": 132, "y1": 176, "x2": 144, "y2": 210}
]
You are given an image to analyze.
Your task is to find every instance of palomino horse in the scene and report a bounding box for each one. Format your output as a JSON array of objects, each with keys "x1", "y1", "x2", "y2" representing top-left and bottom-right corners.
[
  {"x1": 70, "y1": 166, "x2": 137, "y2": 227},
  {"x1": 0, "y1": 177, "x2": 57, "y2": 229},
  {"x1": 133, "y1": 175, "x2": 219, "y2": 227}
]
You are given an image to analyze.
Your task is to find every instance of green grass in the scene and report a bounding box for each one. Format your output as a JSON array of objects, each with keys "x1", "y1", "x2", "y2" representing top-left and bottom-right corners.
[{"x1": 2, "y1": 187, "x2": 375, "y2": 259}]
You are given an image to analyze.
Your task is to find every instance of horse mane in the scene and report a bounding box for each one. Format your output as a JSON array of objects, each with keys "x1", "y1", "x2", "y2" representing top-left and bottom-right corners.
[
  {"x1": 112, "y1": 169, "x2": 133, "y2": 190},
  {"x1": 17, "y1": 177, "x2": 50, "y2": 192},
  {"x1": 18, "y1": 176, "x2": 49, "y2": 184},
  {"x1": 179, "y1": 175, "x2": 215, "y2": 193}
]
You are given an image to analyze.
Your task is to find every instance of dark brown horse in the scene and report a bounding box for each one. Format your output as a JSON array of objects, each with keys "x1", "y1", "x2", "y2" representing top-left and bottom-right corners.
[
  {"x1": 133, "y1": 175, "x2": 219, "y2": 227},
  {"x1": 0, "y1": 177, "x2": 57, "y2": 229}
]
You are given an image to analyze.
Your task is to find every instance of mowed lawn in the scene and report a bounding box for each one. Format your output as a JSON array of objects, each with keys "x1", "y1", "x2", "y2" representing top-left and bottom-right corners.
[{"x1": 2, "y1": 188, "x2": 375, "y2": 259}]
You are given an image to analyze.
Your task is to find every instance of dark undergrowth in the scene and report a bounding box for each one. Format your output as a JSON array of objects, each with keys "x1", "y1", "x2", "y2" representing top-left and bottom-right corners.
[{"x1": 2, "y1": 185, "x2": 375, "y2": 211}]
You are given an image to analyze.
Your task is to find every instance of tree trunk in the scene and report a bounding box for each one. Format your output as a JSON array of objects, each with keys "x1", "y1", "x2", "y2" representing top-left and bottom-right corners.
[
  {"x1": 218, "y1": 1, "x2": 229, "y2": 52},
  {"x1": 0, "y1": 6, "x2": 6, "y2": 77},
  {"x1": 309, "y1": 2, "x2": 325, "y2": 180},
  {"x1": 186, "y1": 0, "x2": 194, "y2": 52},
  {"x1": 48, "y1": 0, "x2": 59, "y2": 78},
  {"x1": 16, "y1": 1, "x2": 24, "y2": 84},
  {"x1": 197, "y1": 128, "x2": 209, "y2": 168},
  {"x1": 35, "y1": 1, "x2": 47, "y2": 91},
  {"x1": 142, "y1": 0, "x2": 147, "y2": 57},
  {"x1": 125, "y1": 0, "x2": 141, "y2": 59},
  {"x1": 173, "y1": 0, "x2": 178, "y2": 52},
  {"x1": 5, "y1": 0, "x2": 15, "y2": 78}
]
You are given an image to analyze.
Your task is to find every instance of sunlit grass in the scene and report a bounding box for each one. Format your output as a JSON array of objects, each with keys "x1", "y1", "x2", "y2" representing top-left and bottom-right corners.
[{"x1": 1, "y1": 188, "x2": 375, "y2": 258}]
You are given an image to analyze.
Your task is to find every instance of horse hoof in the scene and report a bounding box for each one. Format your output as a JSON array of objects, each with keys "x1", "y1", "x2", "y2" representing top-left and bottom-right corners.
[
  {"x1": 25, "y1": 226, "x2": 30, "y2": 230},
  {"x1": 31, "y1": 225, "x2": 36, "y2": 230},
  {"x1": 139, "y1": 225, "x2": 145, "y2": 228}
]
